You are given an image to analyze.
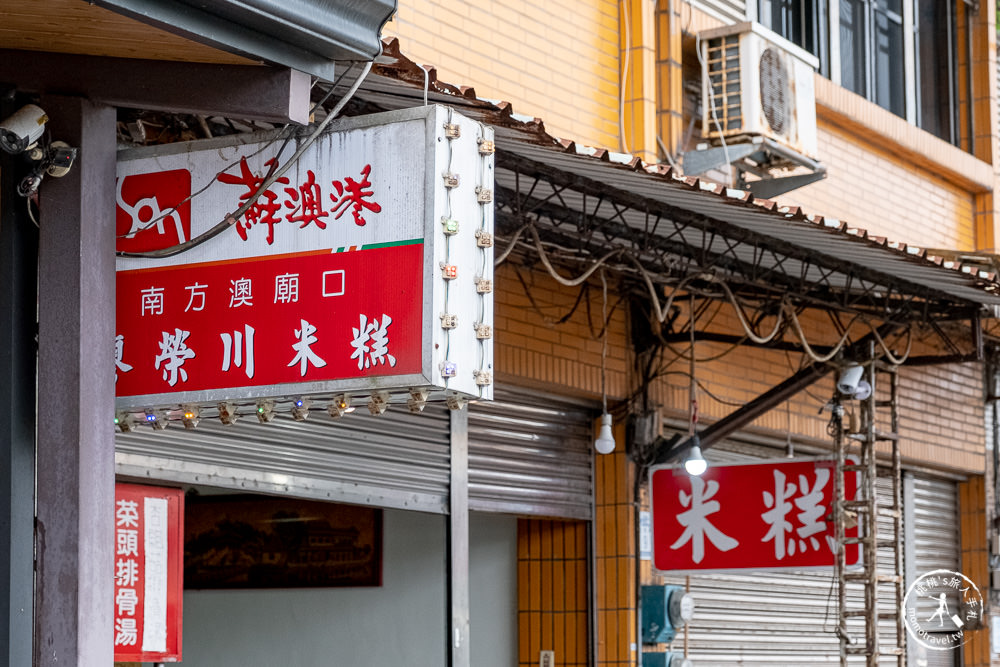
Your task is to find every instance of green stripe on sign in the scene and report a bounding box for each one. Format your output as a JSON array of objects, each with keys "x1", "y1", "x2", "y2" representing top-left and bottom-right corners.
[{"x1": 361, "y1": 238, "x2": 423, "y2": 250}]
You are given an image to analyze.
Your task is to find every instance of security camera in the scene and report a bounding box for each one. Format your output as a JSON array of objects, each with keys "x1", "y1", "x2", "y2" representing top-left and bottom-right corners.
[
  {"x1": 0, "y1": 104, "x2": 48, "y2": 154},
  {"x1": 836, "y1": 363, "x2": 864, "y2": 396}
]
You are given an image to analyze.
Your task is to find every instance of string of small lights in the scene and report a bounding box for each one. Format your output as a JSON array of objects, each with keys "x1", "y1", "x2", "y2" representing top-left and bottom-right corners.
[
  {"x1": 438, "y1": 107, "x2": 460, "y2": 388},
  {"x1": 473, "y1": 121, "x2": 495, "y2": 398}
]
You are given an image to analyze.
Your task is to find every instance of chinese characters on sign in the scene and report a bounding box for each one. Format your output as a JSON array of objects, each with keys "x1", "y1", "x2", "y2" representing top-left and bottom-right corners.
[
  {"x1": 115, "y1": 106, "x2": 495, "y2": 406},
  {"x1": 216, "y1": 157, "x2": 382, "y2": 245},
  {"x1": 115, "y1": 246, "x2": 422, "y2": 398},
  {"x1": 113, "y1": 483, "x2": 184, "y2": 663},
  {"x1": 650, "y1": 459, "x2": 860, "y2": 572}
]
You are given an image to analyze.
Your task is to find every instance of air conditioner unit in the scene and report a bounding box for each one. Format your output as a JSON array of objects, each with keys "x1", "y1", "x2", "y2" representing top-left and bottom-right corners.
[{"x1": 699, "y1": 22, "x2": 819, "y2": 161}]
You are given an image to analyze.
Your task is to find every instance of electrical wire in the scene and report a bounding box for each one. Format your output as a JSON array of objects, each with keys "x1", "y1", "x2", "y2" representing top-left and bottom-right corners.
[
  {"x1": 528, "y1": 224, "x2": 622, "y2": 286},
  {"x1": 419, "y1": 64, "x2": 430, "y2": 106},
  {"x1": 494, "y1": 223, "x2": 530, "y2": 267},
  {"x1": 513, "y1": 221, "x2": 913, "y2": 375},
  {"x1": 117, "y1": 60, "x2": 374, "y2": 259},
  {"x1": 113, "y1": 61, "x2": 361, "y2": 243},
  {"x1": 25, "y1": 197, "x2": 39, "y2": 228},
  {"x1": 115, "y1": 126, "x2": 296, "y2": 241},
  {"x1": 656, "y1": 370, "x2": 747, "y2": 407},
  {"x1": 618, "y1": 0, "x2": 632, "y2": 155},
  {"x1": 600, "y1": 268, "x2": 609, "y2": 415}
]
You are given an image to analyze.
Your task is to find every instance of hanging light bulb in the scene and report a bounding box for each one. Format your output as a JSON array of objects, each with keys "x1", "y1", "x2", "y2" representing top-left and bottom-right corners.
[
  {"x1": 594, "y1": 270, "x2": 615, "y2": 456},
  {"x1": 683, "y1": 437, "x2": 708, "y2": 476},
  {"x1": 594, "y1": 412, "x2": 616, "y2": 455}
]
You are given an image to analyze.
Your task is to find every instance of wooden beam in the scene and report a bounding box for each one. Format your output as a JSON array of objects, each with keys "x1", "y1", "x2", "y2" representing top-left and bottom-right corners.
[
  {"x1": 35, "y1": 94, "x2": 117, "y2": 666},
  {"x1": 0, "y1": 50, "x2": 310, "y2": 124}
]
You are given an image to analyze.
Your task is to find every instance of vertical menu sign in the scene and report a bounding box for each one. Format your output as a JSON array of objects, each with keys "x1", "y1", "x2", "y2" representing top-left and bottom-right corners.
[{"x1": 113, "y1": 483, "x2": 184, "y2": 662}]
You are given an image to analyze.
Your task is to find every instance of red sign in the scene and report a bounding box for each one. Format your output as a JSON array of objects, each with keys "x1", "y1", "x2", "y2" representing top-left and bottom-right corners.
[
  {"x1": 115, "y1": 244, "x2": 423, "y2": 398},
  {"x1": 116, "y1": 169, "x2": 192, "y2": 253},
  {"x1": 650, "y1": 459, "x2": 860, "y2": 573},
  {"x1": 113, "y1": 483, "x2": 184, "y2": 662}
]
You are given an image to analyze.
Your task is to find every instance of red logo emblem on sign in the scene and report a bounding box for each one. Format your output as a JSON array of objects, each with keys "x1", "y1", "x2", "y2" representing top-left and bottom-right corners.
[
  {"x1": 116, "y1": 170, "x2": 192, "y2": 253},
  {"x1": 651, "y1": 459, "x2": 860, "y2": 573}
]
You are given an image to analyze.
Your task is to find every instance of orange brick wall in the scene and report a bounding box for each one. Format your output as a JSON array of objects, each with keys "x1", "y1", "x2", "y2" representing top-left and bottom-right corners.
[
  {"x1": 784, "y1": 122, "x2": 978, "y2": 251},
  {"x1": 517, "y1": 518, "x2": 590, "y2": 667},
  {"x1": 494, "y1": 263, "x2": 630, "y2": 401},
  {"x1": 960, "y1": 476, "x2": 990, "y2": 667},
  {"x1": 594, "y1": 420, "x2": 636, "y2": 667},
  {"x1": 385, "y1": 0, "x2": 622, "y2": 152}
]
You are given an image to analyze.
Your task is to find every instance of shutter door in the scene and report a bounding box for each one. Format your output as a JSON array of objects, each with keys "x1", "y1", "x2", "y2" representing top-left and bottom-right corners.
[
  {"x1": 905, "y1": 474, "x2": 960, "y2": 667},
  {"x1": 658, "y1": 439, "x2": 901, "y2": 664},
  {"x1": 467, "y1": 388, "x2": 594, "y2": 520},
  {"x1": 115, "y1": 404, "x2": 451, "y2": 513}
]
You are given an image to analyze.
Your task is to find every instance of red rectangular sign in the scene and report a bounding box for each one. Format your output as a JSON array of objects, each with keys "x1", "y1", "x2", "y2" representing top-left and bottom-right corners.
[
  {"x1": 115, "y1": 244, "x2": 423, "y2": 398},
  {"x1": 650, "y1": 459, "x2": 860, "y2": 573},
  {"x1": 114, "y1": 483, "x2": 184, "y2": 662}
]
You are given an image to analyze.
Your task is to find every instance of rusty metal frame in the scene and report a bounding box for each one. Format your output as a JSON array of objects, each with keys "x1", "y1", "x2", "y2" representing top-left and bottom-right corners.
[{"x1": 494, "y1": 155, "x2": 982, "y2": 353}]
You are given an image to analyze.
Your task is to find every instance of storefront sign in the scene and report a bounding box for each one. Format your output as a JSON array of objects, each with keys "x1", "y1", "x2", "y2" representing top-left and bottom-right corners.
[
  {"x1": 113, "y1": 483, "x2": 184, "y2": 662},
  {"x1": 115, "y1": 106, "x2": 494, "y2": 411},
  {"x1": 650, "y1": 458, "x2": 860, "y2": 573}
]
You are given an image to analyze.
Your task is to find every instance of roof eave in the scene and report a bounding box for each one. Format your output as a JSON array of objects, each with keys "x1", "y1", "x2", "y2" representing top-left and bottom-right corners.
[{"x1": 95, "y1": 0, "x2": 397, "y2": 81}]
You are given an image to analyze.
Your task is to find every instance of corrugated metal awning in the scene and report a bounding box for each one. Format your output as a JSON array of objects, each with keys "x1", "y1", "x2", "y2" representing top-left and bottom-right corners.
[{"x1": 357, "y1": 41, "x2": 1000, "y2": 321}]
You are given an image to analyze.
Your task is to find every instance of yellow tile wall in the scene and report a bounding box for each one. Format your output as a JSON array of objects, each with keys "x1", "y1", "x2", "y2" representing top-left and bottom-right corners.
[
  {"x1": 594, "y1": 419, "x2": 636, "y2": 667},
  {"x1": 386, "y1": 0, "x2": 622, "y2": 152},
  {"x1": 960, "y1": 476, "x2": 990, "y2": 667},
  {"x1": 494, "y1": 262, "x2": 629, "y2": 401},
  {"x1": 517, "y1": 518, "x2": 590, "y2": 667},
  {"x1": 783, "y1": 122, "x2": 978, "y2": 251}
]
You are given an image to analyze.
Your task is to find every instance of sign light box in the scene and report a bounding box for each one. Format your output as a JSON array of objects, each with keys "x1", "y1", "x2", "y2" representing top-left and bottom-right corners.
[{"x1": 114, "y1": 107, "x2": 494, "y2": 412}]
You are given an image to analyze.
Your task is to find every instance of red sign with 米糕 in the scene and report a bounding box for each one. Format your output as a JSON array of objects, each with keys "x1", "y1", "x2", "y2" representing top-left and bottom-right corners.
[
  {"x1": 113, "y1": 483, "x2": 184, "y2": 662},
  {"x1": 650, "y1": 459, "x2": 860, "y2": 573}
]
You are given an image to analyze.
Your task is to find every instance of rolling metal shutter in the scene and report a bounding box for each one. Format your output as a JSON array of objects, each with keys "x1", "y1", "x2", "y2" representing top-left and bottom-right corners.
[
  {"x1": 467, "y1": 388, "x2": 594, "y2": 520},
  {"x1": 658, "y1": 438, "x2": 905, "y2": 664},
  {"x1": 115, "y1": 404, "x2": 452, "y2": 513},
  {"x1": 905, "y1": 474, "x2": 960, "y2": 667}
]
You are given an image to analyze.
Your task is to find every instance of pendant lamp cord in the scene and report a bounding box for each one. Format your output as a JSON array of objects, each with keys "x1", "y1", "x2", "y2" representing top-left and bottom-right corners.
[
  {"x1": 600, "y1": 268, "x2": 608, "y2": 415},
  {"x1": 689, "y1": 293, "x2": 697, "y2": 437}
]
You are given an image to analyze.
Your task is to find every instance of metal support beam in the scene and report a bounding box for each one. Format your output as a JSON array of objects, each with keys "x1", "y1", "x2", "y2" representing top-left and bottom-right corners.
[
  {"x1": 0, "y1": 50, "x2": 311, "y2": 125},
  {"x1": 0, "y1": 100, "x2": 37, "y2": 666},
  {"x1": 652, "y1": 327, "x2": 900, "y2": 464},
  {"x1": 35, "y1": 95, "x2": 116, "y2": 667},
  {"x1": 449, "y1": 408, "x2": 470, "y2": 667},
  {"x1": 653, "y1": 361, "x2": 832, "y2": 464}
]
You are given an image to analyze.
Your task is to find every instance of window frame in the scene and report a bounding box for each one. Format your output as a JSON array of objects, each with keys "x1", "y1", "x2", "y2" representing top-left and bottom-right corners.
[{"x1": 754, "y1": 0, "x2": 971, "y2": 149}]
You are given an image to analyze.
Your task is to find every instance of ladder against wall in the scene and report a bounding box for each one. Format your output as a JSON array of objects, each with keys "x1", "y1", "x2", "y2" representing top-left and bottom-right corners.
[{"x1": 833, "y1": 359, "x2": 905, "y2": 666}]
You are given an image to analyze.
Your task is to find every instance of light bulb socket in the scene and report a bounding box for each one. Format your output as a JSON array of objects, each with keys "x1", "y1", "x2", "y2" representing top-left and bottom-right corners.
[{"x1": 594, "y1": 412, "x2": 616, "y2": 454}]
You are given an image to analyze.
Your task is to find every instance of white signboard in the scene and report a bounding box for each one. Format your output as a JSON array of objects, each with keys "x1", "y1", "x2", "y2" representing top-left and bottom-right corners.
[{"x1": 114, "y1": 106, "x2": 494, "y2": 411}]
